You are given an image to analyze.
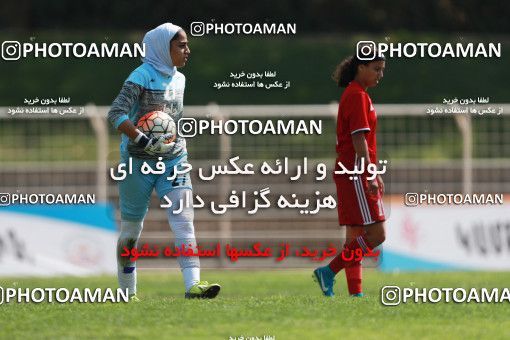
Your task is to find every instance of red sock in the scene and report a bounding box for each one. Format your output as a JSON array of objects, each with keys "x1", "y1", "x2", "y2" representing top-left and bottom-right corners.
[
  {"x1": 328, "y1": 235, "x2": 373, "y2": 274},
  {"x1": 345, "y1": 263, "x2": 362, "y2": 295}
]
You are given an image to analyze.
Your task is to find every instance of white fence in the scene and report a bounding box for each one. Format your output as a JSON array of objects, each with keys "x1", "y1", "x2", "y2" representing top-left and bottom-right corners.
[
  {"x1": 2, "y1": 103, "x2": 509, "y2": 267},
  {"x1": 2, "y1": 103, "x2": 509, "y2": 197}
]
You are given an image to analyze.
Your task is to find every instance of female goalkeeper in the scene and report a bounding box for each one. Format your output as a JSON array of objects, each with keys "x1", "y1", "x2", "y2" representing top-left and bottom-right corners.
[
  {"x1": 108, "y1": 23, "x2": 220, "y2": 300},
  {"x1": 313, "y1": 45, "x2": 386, "y2": 297}
]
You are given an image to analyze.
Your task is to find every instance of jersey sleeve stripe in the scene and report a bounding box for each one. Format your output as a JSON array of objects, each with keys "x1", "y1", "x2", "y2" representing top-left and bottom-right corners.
[{"x1": 351, "y1": 127, "x2": 370, "y2": 134}]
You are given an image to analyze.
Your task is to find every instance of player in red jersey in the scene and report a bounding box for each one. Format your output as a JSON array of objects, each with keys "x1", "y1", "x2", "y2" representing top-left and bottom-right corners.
[{"x1": 313, "y1": 45, "x2": 386, "y2": 297}]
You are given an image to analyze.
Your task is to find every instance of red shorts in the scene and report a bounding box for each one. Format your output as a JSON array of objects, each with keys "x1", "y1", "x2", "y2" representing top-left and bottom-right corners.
[{"x1": 334, "y1": 175, "x2": 386, "y2": 226}]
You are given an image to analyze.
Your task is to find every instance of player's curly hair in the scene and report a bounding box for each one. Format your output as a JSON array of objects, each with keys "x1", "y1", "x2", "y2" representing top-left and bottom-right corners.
[{"x1": 332, "y1": 44, "x2": 385, "y2": 87}]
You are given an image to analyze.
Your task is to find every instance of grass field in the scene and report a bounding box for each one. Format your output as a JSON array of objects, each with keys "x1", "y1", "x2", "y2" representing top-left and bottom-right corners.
[{"x1": 1, "y1": 269, "x2": 509, "y2": 339}]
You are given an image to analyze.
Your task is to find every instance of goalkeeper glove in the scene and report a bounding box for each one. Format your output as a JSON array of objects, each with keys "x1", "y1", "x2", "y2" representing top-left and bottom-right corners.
[{"x1": 135, "y1": 131, "x2": 175, "y2": 155}]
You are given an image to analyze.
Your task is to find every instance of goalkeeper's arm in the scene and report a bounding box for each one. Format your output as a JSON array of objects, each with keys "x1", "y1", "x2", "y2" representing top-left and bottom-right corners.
[{"x1": 107, "y1": 81, "x2": 173, "y2": 155}]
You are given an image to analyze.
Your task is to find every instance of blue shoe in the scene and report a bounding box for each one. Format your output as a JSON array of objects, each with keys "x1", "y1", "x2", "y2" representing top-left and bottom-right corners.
[
  {"x1": 351, "y1": 293, "x2": 364, "y2": 297},
  {"x1": 312, "y1": 266, "x2": 336, "y2": 297}
]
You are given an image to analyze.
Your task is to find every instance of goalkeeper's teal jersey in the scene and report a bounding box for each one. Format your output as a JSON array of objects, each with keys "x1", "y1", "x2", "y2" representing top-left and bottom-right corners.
[{"x1": 107, "y1": 62, "x2": 186, "y2": 160}]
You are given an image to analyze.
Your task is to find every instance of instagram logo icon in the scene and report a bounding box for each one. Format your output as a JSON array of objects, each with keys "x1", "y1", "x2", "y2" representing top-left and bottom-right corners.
[{"x1": 2, "y1": 41, "x2": 21, "y2": 60}]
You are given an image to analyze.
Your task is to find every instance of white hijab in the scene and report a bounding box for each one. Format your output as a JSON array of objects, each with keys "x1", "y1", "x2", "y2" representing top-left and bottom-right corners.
[{"x1": 142, "y1": 23, "x2": 182, "y2": 76}]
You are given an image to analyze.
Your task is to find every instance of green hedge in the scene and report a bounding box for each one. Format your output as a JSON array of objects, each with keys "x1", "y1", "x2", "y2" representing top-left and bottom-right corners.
[{"x1": 1, "y1": 32, "x2": 508, "y2": 106}]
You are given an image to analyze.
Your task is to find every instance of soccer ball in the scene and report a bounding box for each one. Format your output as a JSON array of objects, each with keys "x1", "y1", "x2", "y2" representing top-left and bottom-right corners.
[{"x1": 136, "y1": 111, "x2": 176, "y2": 144}]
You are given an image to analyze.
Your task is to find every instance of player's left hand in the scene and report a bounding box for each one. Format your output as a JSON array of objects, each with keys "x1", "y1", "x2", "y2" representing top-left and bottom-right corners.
[
  {"x1": 368, "y1": 179, "x2": 379, "y2": 195},
  {"x1": 377, "y1": 174, "x2": 385, "y2": 195}
]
